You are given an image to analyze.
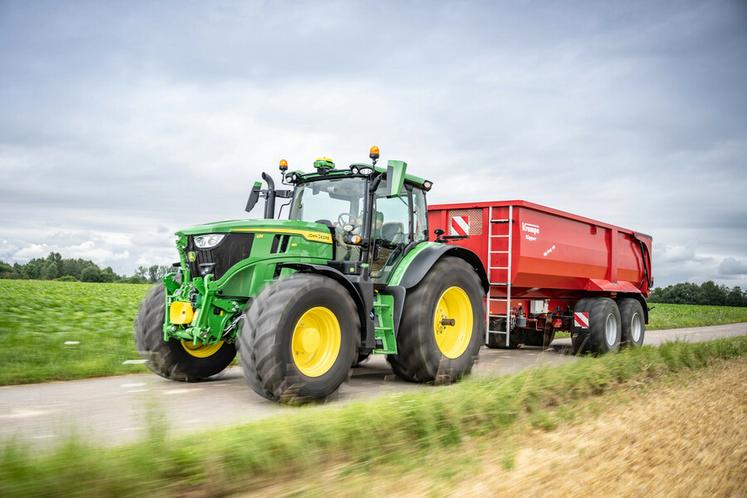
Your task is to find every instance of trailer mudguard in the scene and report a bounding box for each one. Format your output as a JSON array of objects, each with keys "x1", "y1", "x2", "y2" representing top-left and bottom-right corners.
[
  {"x1": 392, "y1": 243, "x2": 489, "y2": 292},
  {"x1": 279, "y1": 262, "x2": 375, "y2": 349}
]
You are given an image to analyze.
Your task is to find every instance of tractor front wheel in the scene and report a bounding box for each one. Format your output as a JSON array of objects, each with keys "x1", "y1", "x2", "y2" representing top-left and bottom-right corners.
[
  {"x1": 134, "y1": 284, "x2": 236, "y2": 381},
  {"x1": 238, "y1": 273, "x2": 359, "y2": 403},
  {"x1": 388, "y1": 256, "x2": 485, "y2": 383}
]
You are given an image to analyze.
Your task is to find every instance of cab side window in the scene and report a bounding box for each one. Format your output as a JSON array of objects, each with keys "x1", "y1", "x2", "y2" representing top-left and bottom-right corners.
[
  {"x1": 370, "y1": 183, "x2": 411, "y2": 280},
  {"x1": 412, "y1": 188, "x2": 428, "y2": 241}
]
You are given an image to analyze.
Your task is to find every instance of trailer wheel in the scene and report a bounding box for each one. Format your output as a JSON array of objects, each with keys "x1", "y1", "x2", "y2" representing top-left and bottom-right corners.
[
  {"x1": 134, "y1": 284, "x2": 236, "y2": 381},
  {"x1": 486, "y1": 332, "x2": 520, "y2": 349},
  {"x1": 523, "y1": 329, "x2": 556, "y2": 348},
  {"x1": 387, "y1": 256, "x2": 485, "y2": 383},
  {"x1": 586, "y1": 297, "x2": 622, "y2": 354},
  {"x1": 618, "y1": 298, "x2": 645, "y2": 348},
  {"x1": 238, "y1": 273, "x2": 358, "y2": 403},
  {"x1": 571, "y1": 297, "x2": 593, "y2": 354},
  {"x1": 486, "y1": 318, "x2": 520, "y2": 349}
]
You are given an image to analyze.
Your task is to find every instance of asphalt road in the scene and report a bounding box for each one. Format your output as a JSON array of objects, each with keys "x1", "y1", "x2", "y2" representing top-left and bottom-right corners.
[{"x1": 2, "y1": 323, "x2": 745, "y2": 448}]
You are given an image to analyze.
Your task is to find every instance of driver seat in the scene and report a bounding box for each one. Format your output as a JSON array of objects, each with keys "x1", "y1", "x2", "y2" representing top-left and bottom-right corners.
[{"x1": 382, "y1": 222, "x2": 404, "y2": 244}]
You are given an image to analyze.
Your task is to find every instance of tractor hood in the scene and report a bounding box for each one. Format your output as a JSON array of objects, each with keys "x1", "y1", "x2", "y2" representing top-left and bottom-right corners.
[{"x1": 176, "y1": 219, "x2": 333, "y2": 244}]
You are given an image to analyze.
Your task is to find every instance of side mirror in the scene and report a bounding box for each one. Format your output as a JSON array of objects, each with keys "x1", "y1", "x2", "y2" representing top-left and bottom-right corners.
[
  {"x1": 386, "y1": 160, "x2": 407, "y2": 197},
  {"x1": 245, "y1": 181, "x2": 262, "y2": 213}
]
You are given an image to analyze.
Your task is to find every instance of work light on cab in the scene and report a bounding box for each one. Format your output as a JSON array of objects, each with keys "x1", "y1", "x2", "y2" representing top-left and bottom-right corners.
[
  {"x1": 369, "y1": 145, "x2": 380, "y2": 166},
  {"x1": 193, "y1": 233, "x2": 225, "y2": 249}
]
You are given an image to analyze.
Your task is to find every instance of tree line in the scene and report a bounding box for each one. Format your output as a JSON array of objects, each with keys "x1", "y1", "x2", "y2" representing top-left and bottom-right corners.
[
  {"x1": 0, "y1": 252, "x2": 171, "y2": 284},
  {"x1": 2, "y1": 252, "x2": 746, "y2": 306},
  {"x1": 649, "y1": 281, "x2": 747, "y2": 307}
]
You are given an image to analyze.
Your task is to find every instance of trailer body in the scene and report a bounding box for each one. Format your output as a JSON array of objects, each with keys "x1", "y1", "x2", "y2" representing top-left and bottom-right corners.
[{"x1": 428, "y1": 200, "x2": 653, "y2": 349}]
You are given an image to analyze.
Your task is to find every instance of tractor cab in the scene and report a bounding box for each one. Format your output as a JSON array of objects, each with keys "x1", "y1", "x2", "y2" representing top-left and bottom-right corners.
[{"x1": 250, "y1": 147, "x2": 432, "y2": 283}]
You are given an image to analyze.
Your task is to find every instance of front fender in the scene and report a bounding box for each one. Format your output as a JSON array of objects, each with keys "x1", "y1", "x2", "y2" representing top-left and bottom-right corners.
[{"x1": 278, "y1": 263, "x2": 373, "y2": 349}]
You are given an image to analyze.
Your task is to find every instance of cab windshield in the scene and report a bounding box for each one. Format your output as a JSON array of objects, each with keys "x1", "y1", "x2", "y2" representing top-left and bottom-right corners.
[{"x1": 289, "y1": 177, "x2": 367, "y2": 231}]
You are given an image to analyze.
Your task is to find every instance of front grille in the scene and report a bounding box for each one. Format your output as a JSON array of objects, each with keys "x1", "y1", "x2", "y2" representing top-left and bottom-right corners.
[{"x1": 186, "y1": 233, "x2": 254, "y2": 279}]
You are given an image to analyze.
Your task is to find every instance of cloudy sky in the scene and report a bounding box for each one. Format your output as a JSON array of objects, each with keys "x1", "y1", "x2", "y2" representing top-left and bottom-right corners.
[{"x1": 1, "y1": 0, "x2": 746, "y2": 287}]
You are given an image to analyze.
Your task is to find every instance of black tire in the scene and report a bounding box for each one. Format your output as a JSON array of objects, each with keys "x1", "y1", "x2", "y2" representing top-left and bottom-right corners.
[
  {"x1": 571, "y1": 298, "x2": 592, "y2": 354},
  {"x1": 238, "y1": 273, "x2": 359, "y2": 403},
  {"x1": 618, "y1": 298, "x2": 645, "y2": 348},
  {"x1": 587, "y1": 297, "x2": 622, "y2": 354},
  {"x1": 486, "y1": 332, "x2": 520, "y2": 349},
  {"x1": 134, "y1": 284, "x2": 237, "y2": 381},
  {"x1": 485, "y1": 317, "x2": 520, "y2": 349},
  {"x1": 523, "y1": 329, "x2": 556, "y2": 348},
  {"x1": 387, "y1": 256, "x2": 485, "y2": 383}
]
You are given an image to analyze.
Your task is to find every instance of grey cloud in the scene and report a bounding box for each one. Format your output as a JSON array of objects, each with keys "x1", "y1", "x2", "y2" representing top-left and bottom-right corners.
[
  {"x1": 1, "y1": 0, "x2": 746, "y2": 285},
  {"x1": 719, "y1": 257, "x2": 747, "y2": 277}
]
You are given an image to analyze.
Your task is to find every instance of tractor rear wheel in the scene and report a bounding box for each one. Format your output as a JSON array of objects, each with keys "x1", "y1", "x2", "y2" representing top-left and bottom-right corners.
[
  {"x1": 387, "y1": 256, "x2": 485, "y2": 383},
  {"x1": 238, "y1": 273, "x2": 359, "y2": 403},
  {"x1": 134, "y1": 284, "x2": 236, "y2": 381}
]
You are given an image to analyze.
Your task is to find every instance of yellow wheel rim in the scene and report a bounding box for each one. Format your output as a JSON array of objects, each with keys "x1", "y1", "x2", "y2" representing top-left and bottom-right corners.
[
  {"x1": 433, "y1": 286, "x2": 473, "y2": 359},
  {"x1": 181, "y1": 340, "x2": 224, "y2": 358},
  {"x1": 291, "y1": 306, "x2": 341, "y2": 377}
]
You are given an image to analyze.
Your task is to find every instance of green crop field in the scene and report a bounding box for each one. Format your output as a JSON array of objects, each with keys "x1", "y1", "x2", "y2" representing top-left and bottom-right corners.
[
  {"x1": 647, "y1": 303, "x2": 747, "y2": 330},
  {"x1": 0, "y1": 280, "x2": 150, "y2": 385},
  {"x1": 1, "y1": 279, "x2": 746, "y2": 385}
]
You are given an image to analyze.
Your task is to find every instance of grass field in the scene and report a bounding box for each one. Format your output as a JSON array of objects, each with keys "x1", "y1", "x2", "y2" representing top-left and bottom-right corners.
[
  {"x1": 1, "y1": 336, "x2": 745, "y2": 497},
  {"x1": 647, "y1": 302, "x2": 747, "y2": 329},
  {"x1": 0, "y1": 280, "x2": 150, "y2": 385},
  {"x1": 1, "y1": 279, "x2": 747, "y2": 385}
]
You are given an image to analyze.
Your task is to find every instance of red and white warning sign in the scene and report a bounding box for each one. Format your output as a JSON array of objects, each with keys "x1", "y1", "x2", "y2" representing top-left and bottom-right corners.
[
  {"x1": 450, "y1": 215, "x2": 470, "y2": 236},
  {"x1": 447, "y1": 209, "x2": 483, "y2": 236},
  {"x1": 574, "y1": 311, "x2": 590, "y2": 329}
]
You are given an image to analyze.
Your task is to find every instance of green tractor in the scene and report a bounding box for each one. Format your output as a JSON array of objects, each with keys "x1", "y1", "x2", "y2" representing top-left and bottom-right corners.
[{"x1": 135, "y1": 147, "x2": 488, "y2": 403}]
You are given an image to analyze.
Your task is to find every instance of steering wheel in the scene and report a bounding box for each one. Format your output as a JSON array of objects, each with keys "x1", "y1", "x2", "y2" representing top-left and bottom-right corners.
[{"x1": 337, "y1": 213, "x2": 353, "y2": 230}]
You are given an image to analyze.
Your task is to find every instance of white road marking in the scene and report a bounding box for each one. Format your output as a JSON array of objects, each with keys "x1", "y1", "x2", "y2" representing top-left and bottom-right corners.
[
  {"x1": 0, "y1": 409, "x2": 47, "y2": 419},
  {"x1": 164, "y1": 388, "x2": 202, "y2": 395},
  {"x1": 122, "y1": 359, "x2": 148, "y2": 364},
  {"x1": 120, "y1": 383, "x2": 146, "y2": 388}
]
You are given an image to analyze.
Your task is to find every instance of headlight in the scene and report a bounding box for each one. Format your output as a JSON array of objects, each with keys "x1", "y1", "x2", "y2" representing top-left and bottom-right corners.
[{"x1": 193, "y1": 233, "x2": 225, "y2": 249}]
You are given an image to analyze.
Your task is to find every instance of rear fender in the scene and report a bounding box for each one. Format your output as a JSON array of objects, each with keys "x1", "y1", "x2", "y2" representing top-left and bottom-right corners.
[
  {"x1": 386, "y1": 244, "x2": 488, "y2": 340},
  {"x1": 394, "y1": 244, "x2": 489, "y2": 292}
]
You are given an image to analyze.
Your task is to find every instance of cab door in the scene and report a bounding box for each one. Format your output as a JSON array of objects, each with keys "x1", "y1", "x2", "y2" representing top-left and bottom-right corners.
[{"x1": 369, "y1": 182, "x2": 428, "y2": 282}]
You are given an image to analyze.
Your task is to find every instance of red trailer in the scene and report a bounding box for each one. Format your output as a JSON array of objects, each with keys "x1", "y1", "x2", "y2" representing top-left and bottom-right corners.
[{"x1": 428, "y1": 200, "x2": 653, "y2": 353}]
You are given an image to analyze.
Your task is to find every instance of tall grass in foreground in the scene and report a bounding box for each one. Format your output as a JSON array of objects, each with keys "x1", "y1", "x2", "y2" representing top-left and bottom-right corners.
[{"x1": 2, "y1": 336, "x2": 746, "y2": 498}]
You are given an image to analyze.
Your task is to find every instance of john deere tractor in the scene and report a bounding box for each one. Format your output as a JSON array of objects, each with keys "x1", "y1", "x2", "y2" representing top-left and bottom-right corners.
[{"x1": 135, "y1": 147, "x2": 488, "y2": 402}]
